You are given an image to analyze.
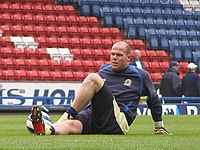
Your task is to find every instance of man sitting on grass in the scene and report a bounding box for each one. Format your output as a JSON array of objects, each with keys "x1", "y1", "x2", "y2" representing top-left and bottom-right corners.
[{"x1": 30, "y1": 41, "x2": 171, "y2": 135}]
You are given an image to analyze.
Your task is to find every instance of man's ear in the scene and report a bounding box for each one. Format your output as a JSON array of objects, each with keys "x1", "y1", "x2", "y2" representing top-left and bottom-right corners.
[{"x1": 128, "y1": 54, "x2": 132, "y2": 62}]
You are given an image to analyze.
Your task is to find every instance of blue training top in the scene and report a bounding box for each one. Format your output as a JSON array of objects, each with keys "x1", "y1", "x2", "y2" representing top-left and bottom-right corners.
[{"x1": 99, "y1": 64, "x2": 162, "y2": 126}]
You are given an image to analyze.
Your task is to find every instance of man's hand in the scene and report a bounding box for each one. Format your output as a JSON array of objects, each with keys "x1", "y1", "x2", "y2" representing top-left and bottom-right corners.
[{"x1": 154, "y1": 121, "x2": 172, "y2": 135}]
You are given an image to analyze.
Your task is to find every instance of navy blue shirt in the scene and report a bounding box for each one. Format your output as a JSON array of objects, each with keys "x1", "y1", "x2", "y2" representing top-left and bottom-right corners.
[
  {"x1": 182, "y1": 72, "x2": 200, "y2": 97},
  {"x1": 99, "y1": 64, "x2": 162, "y2": 125}
]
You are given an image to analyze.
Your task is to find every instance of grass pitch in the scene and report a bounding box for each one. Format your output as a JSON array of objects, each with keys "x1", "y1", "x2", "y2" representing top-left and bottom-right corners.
[{"x1": 0, "y1": 114, "x2": 199, "y2": 150}]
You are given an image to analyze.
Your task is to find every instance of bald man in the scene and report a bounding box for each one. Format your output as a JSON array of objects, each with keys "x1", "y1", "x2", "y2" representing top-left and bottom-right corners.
[
  {"x1": 130, "y1": 49, "x2": 146, "y2": 70},
  {"x1": 30, "y1": 42, "x2": 171, "y2": 135}
]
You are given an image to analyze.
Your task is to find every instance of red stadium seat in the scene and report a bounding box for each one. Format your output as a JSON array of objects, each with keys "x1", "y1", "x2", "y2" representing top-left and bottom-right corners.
[
  {"x1": 22, "y1": 4, "x2": 34, "y2": 14},
  {"x1": 34, "y1": 37, "x2": 49, "y2": 48},
  {"x1": 94, "y1": 60, "x2": 105, "y2": 70},
  {"x1": 71, "y1": 60, "x2": 85, "y2": 71},
  {"x1": 12, "y1": 14, "x2": 24, "y2": 25},
  {"x1": 86, "y1": 16, "x2": 100, "y2": 27},
  {"x1": 24, "y1": 48, "x2": 39, "y2": 59},
  {"x1": 1, "y1": 58, "x2": 16, "y2": 70},
  {"x1": 47, "y1": 37, "x2": 60, "y2": 48},
  {"x1": 1, "y1": 47, "x2": 15, "y2": 58},
  {"x1": 43, "y1": 5, "x2": 55, "y2": 15},
  {"x1": 53, "y1": 5, "x2": 65, "y2": 15},
  {"x1": 78, "y1": 16, "x2": 90, "y2": 27},
  {"x1": 101, "y1": 28, "x2": 113, "y2": 39},
  {"x1": 23, "y1": 25, "x2": 35, "y2": 36},
  {"x1": 25, "y1": 59, "x2": 40, "y2": 70},
  {"x1": 57, "y1": 26, "x2": 69, "y2": 37},
  {"x1": 46, "y1": 26, "x2": 58, "y2": 37},
  {"x1": 50, "y1": 71, "x2": 64, "y2": 81},
  {"x1": 45, "y1": 15, "x2": 57, "y2": 26},
  {"x1": 0, "y1": 3, "x2": 11, "y2": 14},
  {"x1": 67, "y1": 16, "x2": 79, "y2": 27},
  {"x1": 110, "y1": 28, "x2": 123, "y2": 39},
  {"x1": 150, "y1": 72, "x2": 162, "y2": 82},
  {"x1": 93, "y1": 49, "x2": 106, "y2": 61},
  {"x1": 1, "y1": 13, "x2": 13, "y2": 25},
  {"x1": 103, "y1": 38, "x2": 113, "y2": 49},
  {"x1": 24, "y1": 14, "x2": 35, "y2": 25},
  {"x1": 78, "y1": 27, "x2": 90, "y2": 38},
  {"x1": 13, "y1": 24, "x2": 24, "y2": 36},
  {"x1": 34, "y1": 14, "x2": 46, "y2": 26},
  {"x1": 92, "y1": 38, "x2": 103, "y2": 49},
  {"x1": 82, "y1": 60, "x2": 96, "y2": 72},
  {"x1": 103, "y1": 50, "x2": 111, "y2": 61},
  {"x1": 70, "y1": 48, "x2": 84, "y2": 60},
  {"x1": 13, "y1": 59, "x2": 28, "y2": 70},
  {"x1": 48, "y1": 60, "x2": 63, "y2": 71},
  {"x1": 68, "y1": 26, "x2": 80, "y2": 38},
  {"x1": 14, "y1": 70, "x2": 29, "y2": 80},
  {"x1": 2, "y1": 70, "x2": 17, "y2": 80},
  {"x1": 143, "y1": 61, "x2": 151, "y2": 72},
  {"x1": 69, "y1": 38, "x2": 82, "y2": 48},
  {"x1": 156, "y1": 50, "x2": 170, "y2": 62},
  {"x1": 0, "y1": 70, "x2": 4, "y2": 80},
  {"x1": 56, "y1": 15, "x2": 67, "y2": 26},
  {"x1": 11, "y1": 3, "x2": 22, "y2": 14},
  {"x1": 60, "y1": 60, "x2": 74, "y2": 71},
  {"x1": 149, "y1": 62, "x2": 161, "y2": 73},
  {"x1": 61, "y1": 71, "x2": 75, "y2": 81},
  {"x1": 34, "y1": 26, "x2": 47, "y2": 37},
  {"x1": 147, "y1": 50, "x2": 160, "y2": 62},
  {"x1": 26, "y1": 70, "x2": 41, "y2": 80},
  {"x1": 37, "y1": 59, "x2": 50, "y2": 71},
  {"x1": 81, "y1": 38, "x2": 93, "y2": 49},
  {"x1": 90, "y1": 27, "x2": 102, "y2": 38},
  {"x1": 35, "y1": 48, "x2": 50, "y2": 59},
  {"x1": 39, "y1": 70, "x2": 53, "y2": 81},
  {"x1": 140, "y1": 50, "x2": 150, "y2": 62},
  {"x1": 63, "y1": 5, "x2": 77, "y2": 16},
  {"x1": 82, "y1": 49, "x2": 95, "y2": 60},
  {"x1": 73, "y1": 71, "x2": 85, "y2": 81},
  {"x1": 159, "y1": 62, "x2": 169, "y2": 72},
  {"x1": 0, "y1": 24, "x2": 12, "y2": 36},
  {"x1": 33, "y1": 4, "x2": 44, "y2": 14}
]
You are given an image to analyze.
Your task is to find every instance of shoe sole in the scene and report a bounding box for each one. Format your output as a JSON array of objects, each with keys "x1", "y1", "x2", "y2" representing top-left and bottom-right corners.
[{"x1": 31, "y1": 106, "x2": 45, "y2": 135}]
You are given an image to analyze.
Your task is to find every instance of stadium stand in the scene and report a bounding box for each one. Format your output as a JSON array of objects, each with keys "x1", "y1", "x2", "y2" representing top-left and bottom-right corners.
[{"x1": 0, "y1": 0, "x2": 199, "y2": 83}]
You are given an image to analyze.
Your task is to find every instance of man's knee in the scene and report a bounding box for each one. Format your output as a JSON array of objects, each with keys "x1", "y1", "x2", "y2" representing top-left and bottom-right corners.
[
  {"x1": 84, "y1": 73, "x2": 104, "y2": 91},
  {"x1": 55, "y1": 120, "x2": 83, "y2": 135}
]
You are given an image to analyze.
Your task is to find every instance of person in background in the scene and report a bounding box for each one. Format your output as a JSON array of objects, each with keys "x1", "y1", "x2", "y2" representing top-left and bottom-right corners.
[
  {"x1": 130, "y1": 49, "x2": 146, "y2": 70},
  {"x1": 182, "y1": 63, "x2": 200, "y2": 102},
  {"x1": 160, "y1": 61, "x2": 182, "y2": 103}
]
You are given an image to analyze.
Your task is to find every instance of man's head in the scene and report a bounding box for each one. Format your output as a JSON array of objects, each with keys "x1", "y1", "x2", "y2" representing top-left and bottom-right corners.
[
  {"x1": 188, "y1": 63, "x2": 197, "y2": 72},
  {"x1": 110, "y1": 41, "x2": 131, "y2": 72},
  {"x1": 133, "y1": 49, "x2": 141, "y2": 61},
  {"x1": 169, "y1": 61, "x2": 180, "y2": 71}
]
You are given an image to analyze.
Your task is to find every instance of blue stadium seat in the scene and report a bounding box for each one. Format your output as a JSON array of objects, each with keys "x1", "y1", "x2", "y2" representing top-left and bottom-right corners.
[
  {"x1": 80, "y1": 1, "x2": 91, "y2": 16},
  {"x1": 184, "y1": 48, "x2": 193, "y2": 62},
  {"x1": 92, "y1": 1, "x2": 101, "y2": 16},
  {"x1": 157, "y1": 28, "x2": 167, "y2": 38},
  {"x1": 171, "y1": 0, "x2": 183, "y2": 9},
  {"x1": 100, "y1": 0, "x2": 110, "y2": 6},
  {"x1": 192, "y1": 51, "x2": 200, "y2": 63},
  {"x1": 193, "y1": 11, "x2": 200, "y2": 21},
  {"x1": 111, "y1": 6, "x2": 122, "y2": 14},
  {"x1": 114, "y1": 13, "x2": 123, "y2": 28},
  {"x1": 165, "y1": 17, "x2": 176, "y2": 29},
  {"x1": 169, "y1": 39, "x2": 179, "y2": 51},
  {"x1": 187, "y1": 30, "x2": 199, "y2": 41},
  {"x1": 100, "y1": 6, "x2": 111, "y2": 17},
  {"x1": 155, "y1": 17, "x2": 165, "y2": 29},
  {"x1": 184, "y1": 11, "x2": 195, "y2": 20},
  {"x1": 190, "y1": 40, "x2": 200, "y2": 51},
  {"x1": 127, "y1": 25, "x2": 137, "y2": 39},
  {"x1": 185, "y1": 19, "x2": 196, "y2": 30},
  {"x1": 163, "y1": 8, "x2": 174, "y2": 19},
  {"x1": 175, "y1": 18, "x2": 185, "y2": 30},
  {"x1": 173, "y1": 8, "x2": 184, "y2": 19},
  {"x1": 167, "y1": 29, "x2": 178, "y2": 40},
  {"x1": 145, "y1": 16, "x2": 155, "y2": 29},
  {"x1": 150, "y1": 35, "x2": 159, "y2": 49},
  {"x1": 123, "y1": 16, "x2": 134, "y2": 30},
  {"x1": 121, "y1": 7, "x2": 133, "y2": 16},
  {"x1": 173, "y1": 46, "x2": 183, "y2": 61},
  {"x1": 152, "y1": 7, "x2": 163, "y2": 18},
  {"x1": 143, "y1": 7, "x2": 153, "y2": 18},
  {"x1": 149, "y1": 0, "x2": 162, "y2": 8},
  {"x1": 139, "y1": 0, "x2": 151, "y2": 8},
  {"x1": 103, "y1": 12, "x2": 113, "y2": 27},
  {"x1": 145, "y1": 28, "x2": 156, "y2": 40},
  {"x1": 160, "y1": 35, "x2": 169, "y2": 50},
  {"x1": 132, "y1": 7, "x2": 143, "y2": 17},
  {"x1": 109, "y1": 0, "x2": 120, "y2": 6},
  {"x1": 129, "y1": 0, "x2": 140, "y2": 7},
  {"x1": 177, "y1": 30, "x2": 187, "y2": 40}
]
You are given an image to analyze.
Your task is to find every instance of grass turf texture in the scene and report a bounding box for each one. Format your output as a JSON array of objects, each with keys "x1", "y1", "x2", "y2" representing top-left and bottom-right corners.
[{"x1": 0, "y1": 115, "x2": 199, "y2": 150}]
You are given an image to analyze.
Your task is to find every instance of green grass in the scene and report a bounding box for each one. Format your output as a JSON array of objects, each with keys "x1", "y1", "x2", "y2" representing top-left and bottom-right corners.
[{"x1": 0, "y1": 115, "x2": 199, "y2": 150}]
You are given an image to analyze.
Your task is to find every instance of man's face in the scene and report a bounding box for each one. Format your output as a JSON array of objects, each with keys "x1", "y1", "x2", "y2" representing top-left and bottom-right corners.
[
  {"x1": 134, "y1": 50, "x2": 141, "y2": 60},
  {"x1": 110, "y1": 43, "x2": 131, "y2": 72}
]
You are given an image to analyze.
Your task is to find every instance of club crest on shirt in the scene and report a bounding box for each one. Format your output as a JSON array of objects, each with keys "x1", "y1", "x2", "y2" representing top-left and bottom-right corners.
[{"x1": 124, "y1": 79, "x2": 132, "y2": 87}]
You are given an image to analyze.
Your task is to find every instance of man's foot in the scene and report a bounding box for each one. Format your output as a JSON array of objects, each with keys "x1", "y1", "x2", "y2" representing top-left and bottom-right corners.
[{"x1": 31, "y1": 106, "x2": 45, "y2": 135}]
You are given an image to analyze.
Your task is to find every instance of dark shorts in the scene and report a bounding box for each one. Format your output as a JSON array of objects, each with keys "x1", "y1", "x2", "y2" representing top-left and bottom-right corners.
[{"x1": 75, "y1": 84, "x2": 129, "y2": 134}]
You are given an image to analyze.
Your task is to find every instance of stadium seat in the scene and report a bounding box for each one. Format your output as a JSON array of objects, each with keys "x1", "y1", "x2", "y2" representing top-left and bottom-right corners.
[
  {"x1": 61, "y1": 71, "x2": 76, "y2": 81},
  {"x1": 0, "y1": 24, "x2": 12, "y2": 36},
  {"x1": 149, "y1": 62, "x2": 161, "y2": 72},
  {"x1": 1, "y1": 47, "x2": 16, "y2": 58},
  {"x1": 82, "y1": 49, "x2": 95, "y2": 60},
  {"x1": 81, "y1": 38, "x2": 93, "y2": 49},
  {"x1": 150, "y1": 72, "x2": 162, "y2": 82},
  {"x1": 14, "y1": 70, "x2": 29, "y2": 80},
  {"x1": 46, "y1": 26, "x2": 58, "y2": 37},
  {"x1": 69, "y1": 38, "x2": 82, "y2": 48},
  {"x1": 50, "y1": 71, "x2": 65, "y2": 81},
  {"x1": 43, "y1": 5, "x2": 55, "y2": 15},
  {"x1": 1, "y1": 58, "x2": 16, "y2": 70},
  {"x1": 56, "y1": 15, "x2": 68, "y2": 26},
  {"x1": 34, "y1": 26, "x2": 48, "y2": 37},
  {"x1": 78, "y1": 27, "x2": 90, "y2": 38},
  {"x1": 147, "y1": 50, "x2": 160, "y2": 62},
  {"x1": 25, "y1": 59, "x2": 40, "y2": 70},
  {"x1": 12, "y1": 14, "x2": 24, "y2": 25},
  {"x1": 59, "y1": 37, "x2": 70, "y2": 47},
  {"x1": 35, "y1": 48, "x2": 50, "y2": 59},
  {"x1": 73, "y1": 71, "x2": 85, "y2": 81},
  {"x1": 60, "y1": 60, "x2": 74, "y2": 71},
  {"x1": 2, "y1": 70, "x2": 17, "y2": 80},
  {"x1": 24, "y1": 48, "x2": 39, "y2": 59},
  {"x1": 22, "y1": 4, "x2": 34, "y2": 14},
  {"x1": 71, "y1": 60, "x2": 85, "y2": 71},
  {"x1": 82, "y1": 60, "x2": 96, "y2": 72},
  {"x1": 39, "y1": 70, "x2": 53, "y2": 81},
  {"x1": 48, "y1": 59, "x2": 63, "y2": 71},
  {"x1": 37, "y1": 59, "x2": 51, "y2": 71},
  {"x1": 93, "y1": 49, "x2": 106, "y2": 60},
  {"x1": 13, "y1": 58, "x2": 28, "y2": 70},
  {"x1": 173, "y1": 46, "x2": 183, "y2": 61},
  {"x1": 184, "y1": 48, "x2": 193, "y2": 62},
  {"x1": 94, "y1": 60, "x2": 105, "y2": 70},
  {"x1": 23, "y1": 25, "x2": 35, "y2": 36},
  {"x1": 156, "y1": 50, "x2": 170, "y2": 62},
  {"x1": 159, "y1": 61, "x2": 169, "y2": 72}
]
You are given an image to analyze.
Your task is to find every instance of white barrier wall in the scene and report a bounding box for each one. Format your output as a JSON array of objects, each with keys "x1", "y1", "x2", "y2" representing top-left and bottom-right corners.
[{"x1": 0, "y1": 82, "x2": 81, "y2": 106}]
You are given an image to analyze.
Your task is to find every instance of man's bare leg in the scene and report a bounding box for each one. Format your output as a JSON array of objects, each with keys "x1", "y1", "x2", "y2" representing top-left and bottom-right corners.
[{"x1": 57, "y1": 73, "x2": 104, "y2": 123}]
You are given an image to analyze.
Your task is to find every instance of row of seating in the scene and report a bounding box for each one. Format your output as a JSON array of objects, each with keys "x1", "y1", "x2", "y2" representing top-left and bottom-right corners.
[
  {"x1": 0, "y1": 24, "x2": 122, "y2": 39},
  {"x1": 78, "y1": 0, "x2": 182, "y2": 10},
  {"x1": 0, "y1": 0, "x2": 56, "y2": 5},
  {"x1": 0, "y1": 13, "x2": 101, "y2": 27},
  {"x1": 0, "y1": 59, "x2": 107, "y2": 72},
  {"x1": 0, "y1": 3, "x2": 77, "y2": 15},
  {"x1": 0, "y1": 70, "x2": 91, "y2": 81}
]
